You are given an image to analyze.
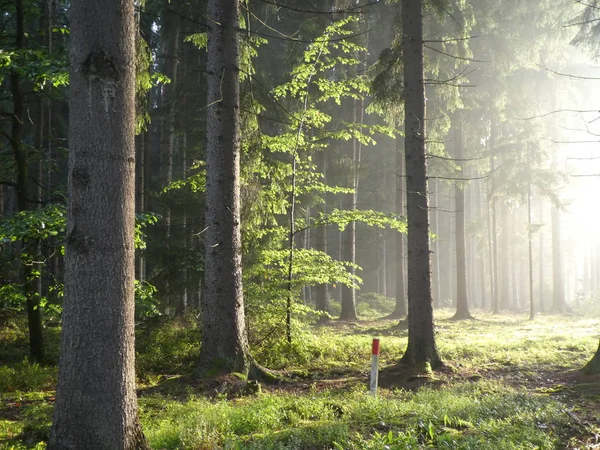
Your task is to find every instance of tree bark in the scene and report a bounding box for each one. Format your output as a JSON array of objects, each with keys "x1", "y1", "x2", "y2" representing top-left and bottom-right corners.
[
  {"x1": 198, "y1": 0, "x2": 250, "y2": 375},
  {"x1": 399, "y1": 0, "x2": 441, "y2": 370},
  {"x1": 48, "y1": 0, "x2": 149, "y2": 447}
]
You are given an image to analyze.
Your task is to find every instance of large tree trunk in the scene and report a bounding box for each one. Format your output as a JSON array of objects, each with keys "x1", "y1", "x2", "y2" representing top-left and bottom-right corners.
[
  {"x1": 584, "y1": 339, "x2": 600, "y2": 374},
  {"x1": 399, "y1": 0, "x2": 441, "y2": 370},
  {"x1": 198, "y1": 0, "x2": 250, "y2": 375},
  {"x1": 48, "y1": 0, "x2": 149, "y2": 447},
  {"x1": 451, "y1": 111, "x2": 472, "y2": 320}
]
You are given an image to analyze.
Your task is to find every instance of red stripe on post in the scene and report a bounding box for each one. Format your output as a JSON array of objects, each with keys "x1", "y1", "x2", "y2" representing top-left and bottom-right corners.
[{"x1": 371, "y1": 338, "x2": 380, "y2": 356}]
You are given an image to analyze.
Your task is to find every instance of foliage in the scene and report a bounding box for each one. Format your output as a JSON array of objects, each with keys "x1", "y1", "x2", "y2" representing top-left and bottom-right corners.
[
  {"x1": 0, "y1": 204, "x2": 66, "y2": 246},
  {"x1": 136, "y1": 315, "x2": 200, "y2": 377},
  {"x1": 0, "y1": 361, "x2": 57, "y2": 392},
  {"x1": 0, "y1": 207, "x2": 159, "y2": 321}
]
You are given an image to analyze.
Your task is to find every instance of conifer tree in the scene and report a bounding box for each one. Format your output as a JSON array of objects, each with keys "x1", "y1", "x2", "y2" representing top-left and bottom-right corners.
[{"x1": 48, "y1": 0, "x2": 149, "y2": 447}]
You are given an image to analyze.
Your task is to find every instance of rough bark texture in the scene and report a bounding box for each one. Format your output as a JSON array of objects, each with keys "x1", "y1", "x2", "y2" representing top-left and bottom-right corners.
[
  {"x1": 583, "y1": 339, "x2": 600, "y2": 374},
  {"x1": 198, "y1": 0, "x2": 250, "y2": 376},
  {"x1": 399, "y1": 0, "x2": 441, "y2": 369},
  {"x1": 451, "y1": 111, "x2": 472, "y2": 320},
  {"x1": 48, "y1": 0, "x2": 149, "y2": 448}
]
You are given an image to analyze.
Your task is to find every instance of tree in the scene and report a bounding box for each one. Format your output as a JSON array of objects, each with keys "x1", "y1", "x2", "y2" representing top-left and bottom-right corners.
[
  {"x1": 197, "y1": 0, "x2": 250, "y2": 375},
  {"x1": 399, "y1": 0, "x2": 442, "y2": 369},
  {"x1": 451, "y1": 109, "x2": 473, "y2": 320},
  {"x1": 48, "y1": 0, "x2": 149, "y2": 447},
  {"x1": 8, "y1": 0, "x2": 45, "y2": 363}
]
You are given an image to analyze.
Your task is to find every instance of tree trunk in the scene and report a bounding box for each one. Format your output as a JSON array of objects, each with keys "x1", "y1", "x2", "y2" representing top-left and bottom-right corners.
[
  {"x1": 339, "y1": 99, "x2": 358, "y2": 321},
  {"x1": 48, "y1": 0, "x2": 149, "y2": 447},
  {"x1": 451, "y1": 111, "x2": 472, "y2": 320},
  {"x1": 489, "y1": 115, "x2": 499, "y2": 314},
  {"x1": 10, "y1": 0, "x2": 44, "y2": 364},
  {"x1": 538, "y1": 196, "x2": 544, "y2": 311},
  {"x1": 433, "y1": 179, "x2": 441, "y2": 307},
  {"x1": 399, "y1": 0, "x2": 441, "y2": 370},
  {"x1": 584, "y1": 339, "x2": 600, "y2": 374},
  {"x1": 390, "y1": 136, "x2": 407, "y2": 318},
  {"x1": 551, "y1": 201, "x2": 566, "y2": 312},
  {"x1": 162, "y1": 7, "x2": 181, "y2": 240},
  {"x1": 198, "y1": 0, "x2": 250, "y2": 375},
  {"x1": 178, "y1": 131, "x2": 189, "y2": 314},
  {"x1": 527, "y1": 147, "x2": 535, "y2": 320},
  {"x1": 499, "y1": 203, "x2": 510, "y2": 310},
  {"x1": 315, "y1": 150, "x2": 329, "y2": 317}
]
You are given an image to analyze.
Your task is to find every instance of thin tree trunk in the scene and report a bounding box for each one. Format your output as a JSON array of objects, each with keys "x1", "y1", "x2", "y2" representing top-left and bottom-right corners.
[
  {"x1": 500, "y1": 204, "x2": 510, "y2": 310},
  {"x1": 162, "y1": 9, "x2": 181, "y2": 241},
  {"x1": 315, "y1": 151, "x2": 329, "y2": 317},
  {"x1": 48, "y1": 0, "x2": 149, "y2": 446},
  {"x1": 399, "y1": 0, "x2": 441, "y2": 370},
  {"x1": 527, "y1": 147, "x2": 535, "y2": 320},
  {"x1": 136, "y1": 132, "x2": 146, "y2": 282},
  {"x1": 198, "y1": 0, "x2": 250, "y2": 375},
  {"x1": 10, "y1": 0, "x2": 44, "y2": 364},
  {"x1": 539, "y1": 197, "x2": 544, "y2": 311},
  {"x1": 551, "y1": 201, "x2": 566, "y2": 312},
  {"x1": 178, "y1": 132, "x2": 188, "y2": 314},
  {"x1": 339, "y1": 99, "x2": 358, "y2": 321},
  {"x1": 489, "y1": 115, "x2": 499, "y2": 314},
  {"x1": 451, "y1": 111, "x2": 472, "y2": 320},
  {"x1": 389, "y1": 136, "x2": 407, "y2": 318},
  {"x1": 433, "y1": 179, "x2": 441, "y2": 307}
]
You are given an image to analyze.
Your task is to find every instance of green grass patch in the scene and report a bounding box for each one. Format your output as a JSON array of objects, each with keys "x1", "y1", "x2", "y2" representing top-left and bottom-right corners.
[
  {"x1": 1, "y1": 309, "x2": 599, "y2": 448},
  {"x1": 140, "y1": 381, "x2": 573, "y2": 449}
]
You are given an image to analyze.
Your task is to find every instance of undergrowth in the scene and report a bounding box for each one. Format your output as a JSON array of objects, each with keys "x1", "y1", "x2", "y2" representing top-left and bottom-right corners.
[
  {"x1": 141, "y1": 381, "x2": 572, "y2": 449},
  {"x1": 1, "y1": 309, "x2": 599, "y2": 448}
]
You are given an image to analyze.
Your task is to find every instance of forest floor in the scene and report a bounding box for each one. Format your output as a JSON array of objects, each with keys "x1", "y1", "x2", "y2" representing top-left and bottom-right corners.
[{"x1": 1, "y1": 308, "x2": 599, "y2": 449}]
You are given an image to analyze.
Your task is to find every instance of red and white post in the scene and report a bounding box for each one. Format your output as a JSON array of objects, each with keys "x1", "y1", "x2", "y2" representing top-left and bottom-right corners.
[{"x1": 370, "y1": 338, "x2": 380, "y2": 396}]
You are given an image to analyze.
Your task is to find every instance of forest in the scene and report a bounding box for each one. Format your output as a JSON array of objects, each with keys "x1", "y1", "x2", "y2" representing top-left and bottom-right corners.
[{"x1": 1, "y1": 0, "x2": 600, "y2": 448}]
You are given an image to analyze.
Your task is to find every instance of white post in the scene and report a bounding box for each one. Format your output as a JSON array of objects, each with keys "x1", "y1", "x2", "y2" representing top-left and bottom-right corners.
[{"x1": 370, "y1": 337, "x2": 380, "y2": 395}]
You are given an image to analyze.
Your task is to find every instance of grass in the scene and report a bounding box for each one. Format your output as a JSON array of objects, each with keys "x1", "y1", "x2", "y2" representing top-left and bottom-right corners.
[{"x1": 1, "y1": 308, "x2": 599, "y2": 449}]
